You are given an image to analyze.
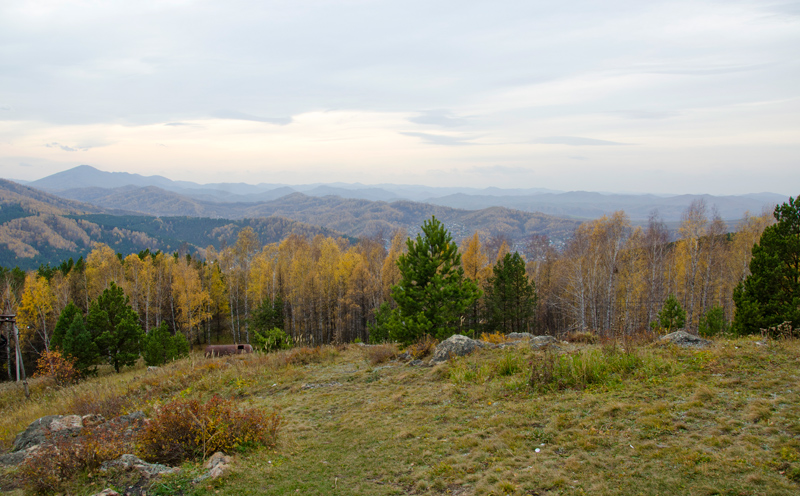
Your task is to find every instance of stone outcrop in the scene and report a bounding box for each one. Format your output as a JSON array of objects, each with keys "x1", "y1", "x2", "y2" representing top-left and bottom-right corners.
[
  {"x1": 530, "y1": 335, "x2": 559, "y2": 349},
  {"x1": 661, "y1": 330, "x2": 711, "y2": 348},
  {"x1": 430, "y1": 335, "x2": 484, "y2": 364},
  {"x1": 194, "y1": 451, "x2": 232, "y2": 482},
  {"x1": 100, "y1": 454, "x2": 179, "y2": 478},
  {"x1": 506, "y1": 332, "x2": 534, "y2": 340}
]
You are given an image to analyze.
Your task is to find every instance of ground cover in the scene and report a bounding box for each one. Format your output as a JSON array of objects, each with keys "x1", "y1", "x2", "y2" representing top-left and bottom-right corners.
[{"x1": 2, "y1": 335, "x2": 800, "y2": 495}]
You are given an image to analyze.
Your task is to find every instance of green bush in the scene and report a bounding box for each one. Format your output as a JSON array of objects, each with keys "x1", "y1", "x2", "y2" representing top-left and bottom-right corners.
[
  {"x1": 253, "y1": 326, "x2": 293, "y2": 352},
  {"x1": 651, "y1": 294, "x2": 686, "y2": 332}
]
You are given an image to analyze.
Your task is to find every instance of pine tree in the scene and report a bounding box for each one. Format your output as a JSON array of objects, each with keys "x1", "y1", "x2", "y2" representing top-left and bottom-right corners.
[
  {"x1": 485, "y1": 252, "x2": 537, "y2": 334},
  {"x1": 62, "y1": 313, "x2": 99, "y2": 376},
  {"x1": 51, "y1": 301, "x2": 82, "y2": 350},
  {"x1": 87, "y1": 282, "x2": 144, "y2": 372},
  {"x1": 389, "y1": 216, "x2": 481, "y2": 343},
  {"x1": 651, "y1": 294, "x2": 686, "y2": 332},
  {"x1": 142, "y1": 321, "x2": 190, "y2": 366},
  {"x1": 732, "y1": 196, "x2": 800, "y2": 335}
]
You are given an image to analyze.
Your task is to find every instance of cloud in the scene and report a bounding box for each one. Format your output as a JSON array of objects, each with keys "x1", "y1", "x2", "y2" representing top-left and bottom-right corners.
[
  {"x1": 44, "y1": 142, "x2": 78, "y2": 152},
  {"x1": 211, "y1": 110, "x2": 292, "y2": 126},
  {"x1": 400, "y1": 132, "x2": 477, "y2": 146},
  {"x1": 164, "y1": 122, "x2": 192, "y2": 126},
  {"x1": 408, "y1": 110, "x2": 469, "y2": 127},
  {"x1": 19, "y1": 162, "x2": 33, "y2": 167},
  {"x1": 469, "y1": 165, "x2": 533, "y2": 175},
  {"x1": 608, "y1": 110, "x2": 677, "y2": 120},
  {"x1": 530, "y1": 136, "x2": 632, "y2": 146}
]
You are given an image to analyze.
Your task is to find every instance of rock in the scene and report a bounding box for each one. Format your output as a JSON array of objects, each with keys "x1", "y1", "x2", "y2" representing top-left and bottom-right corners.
[
  {"x1": 0, "y1": 449, "x2": 29, "y2": 466},
  {"x1": 90, "y1": 489, "x2": 121, "y2": 496},
  {"x1": 12, "y1": 415, "x2": 82, "y2": 452},
  {"x1": 100, "y1": 454, "x2": 179, "y2": 478},
  {"x1": 407, "y1": 359, "x2": 424, "y2": 367},
  {"x1": 506, "y1": 332, "x2": 534, "y2": 340},
  {"x1": 530, "y1": 335, "x2": 559, "y2": 349},
  {"x1": 205, "y1": 451, "x2": 231, "y2": 470},
  {"x1": 194, "y1": 452, "x2": 232, "y2": 482},
  {"x1": 147, "y1": 366, "x2": 159, "y2": 372},
  {"x1": 430, "y1": 335, "x2": 483, "y2": 364},
  {"x1": 661, "y1": 331, "x2": 711, "y2": 348},
  {"x1": 81, "y1": 414, "x2": 106, "y2": 428}
]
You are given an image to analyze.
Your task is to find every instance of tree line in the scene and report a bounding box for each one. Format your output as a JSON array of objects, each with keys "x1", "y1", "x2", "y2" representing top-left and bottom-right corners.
[{"x1": 1, "y1": 197, "x2": 797, "y2": 379}]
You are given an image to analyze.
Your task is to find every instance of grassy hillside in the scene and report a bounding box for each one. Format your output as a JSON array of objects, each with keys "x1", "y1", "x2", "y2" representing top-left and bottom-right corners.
[{"x1": 2, "y1": 335, "x2": 800, "y2": 495}]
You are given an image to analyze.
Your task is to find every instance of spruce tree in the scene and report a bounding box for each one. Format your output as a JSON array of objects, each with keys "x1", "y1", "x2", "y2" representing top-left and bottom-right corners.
[
  {"x1": 485, "y1": 252, "x2": 537, "y2": 334},
  {"x1": 51, "y1": 302, "x2": 82, "y2": 350},
  {"x1": 142, "y1": 322, "x2": 190, "y2": 366},
  {"x1": 733, "y1": 196, "x2": 800, "y2": 335},
  {"x1": 651, "y1": 294, "x2": 686, "y2": 332},
  {"x1": 389, "y1": 216, "x2": 481, "y2": 343},
  {"x1": 87, "y1": 282, "x2": 144, "y2": 372},
  {"x1": 62, "y1": 313, "x2": 99, "y2": 376}
]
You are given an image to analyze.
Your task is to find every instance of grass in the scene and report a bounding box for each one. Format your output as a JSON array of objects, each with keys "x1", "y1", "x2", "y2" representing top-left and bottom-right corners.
[{"x1": 2, "y1": 336, "x2": 800, "y2": 495}]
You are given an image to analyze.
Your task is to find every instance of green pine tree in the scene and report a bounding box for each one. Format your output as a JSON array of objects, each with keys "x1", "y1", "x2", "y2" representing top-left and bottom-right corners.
[
  {"x1": 87, "y1": 282, "x2": 144, "y2": 372},
  {"x1": 142, "y1": 321, "x2": 190, "y2": 366},
  {"x1": 62, "y1": 313, "x2": 99, "y2": 376},
  {"x1": 388, "y1": 216, "x2": 481, "y2": 343},
  {"x1": 651, "y1": 294, "x2": 686, "y2": 332},
  {"x1": 485, "y1": 252, "x2": 538, "y2": 334},
  {"x1": 733, "y1": 196, "x2": 800, "y2": 335},
  {"x1": 51, "y1": 302, "x2": 82, "y2": 351},
  {"x1": 698, "y1": 306, "x2": 728, "y2": 338}
]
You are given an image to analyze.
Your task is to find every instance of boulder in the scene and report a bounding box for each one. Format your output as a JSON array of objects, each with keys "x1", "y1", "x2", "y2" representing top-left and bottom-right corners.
[
  {"x1": 661, "y1": 330, "x2": 711, "y2": 348},
  {"x1": 194, "y1": 451, "x2": 232, "y2": 482},
  {"x1": 100, "y1": 454, "x2": 179, "y2": 478},
  {"x1": 430, "y1": 335, "x2": 483, "y2": 364},
  {"x1": 12, "y1": 415, "x2": 82, "y2": 452},
  {"x1": 506, "y1": 332, "x2": 534, "y2": 340},
  {"x1": 530, "y1": 335, "x2": 559, "y2": 349},
  {"x1": 90, "y1": 489, "x2": 121, "y2": 496}
]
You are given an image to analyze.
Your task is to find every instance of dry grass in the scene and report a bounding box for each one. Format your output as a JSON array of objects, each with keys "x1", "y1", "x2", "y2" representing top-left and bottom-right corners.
[
  {"x1": 3, "y1": 338, "x2": 800, "y2": 495},
  {"x1": 363, "y1": 343, "x2": 399, "y2": 365}
]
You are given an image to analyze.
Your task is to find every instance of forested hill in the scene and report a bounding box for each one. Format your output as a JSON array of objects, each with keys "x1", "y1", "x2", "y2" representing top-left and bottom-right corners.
[
  {"x1": 54, "y1": 186, "x2": 582, "y2": 242},
  {"x1": 0, "y1": 180, "x2": 346, "y2": 270}
]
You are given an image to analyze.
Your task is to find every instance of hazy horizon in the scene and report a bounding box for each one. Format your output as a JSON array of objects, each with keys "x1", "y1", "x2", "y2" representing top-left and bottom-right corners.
[{"x1": 1, "y1": 1, "x2": 798, "y2": 196}]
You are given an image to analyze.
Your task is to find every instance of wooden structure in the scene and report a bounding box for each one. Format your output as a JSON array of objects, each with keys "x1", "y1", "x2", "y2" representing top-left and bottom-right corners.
[{"x1": 0, "y1": 314, "x2": 30, "y2": 399}]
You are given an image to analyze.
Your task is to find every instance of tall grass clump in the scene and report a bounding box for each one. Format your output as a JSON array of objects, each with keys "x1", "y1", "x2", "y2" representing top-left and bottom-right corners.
[
  {"x1": 364, "y1": 343, "x2": 398, "y2": 365},
  {"x1": 529, "y1": 342, "x2": 675, "y2": 392}
]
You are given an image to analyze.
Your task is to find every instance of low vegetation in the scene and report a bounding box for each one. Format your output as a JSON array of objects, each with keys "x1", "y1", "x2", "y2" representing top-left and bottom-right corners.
[{"x1": 2, "y1": 334, "x2": 800, "y2": 495}]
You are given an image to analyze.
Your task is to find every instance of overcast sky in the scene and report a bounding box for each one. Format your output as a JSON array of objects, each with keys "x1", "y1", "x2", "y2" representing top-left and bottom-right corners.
[{"x1": 1, "y1": 0, "x2": 798, "y2": 195}]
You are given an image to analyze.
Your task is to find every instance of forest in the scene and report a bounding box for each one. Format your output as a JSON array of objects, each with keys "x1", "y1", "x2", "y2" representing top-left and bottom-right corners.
[{"x1": 0, "y1": 198, "x2": 788, "y2": 380}]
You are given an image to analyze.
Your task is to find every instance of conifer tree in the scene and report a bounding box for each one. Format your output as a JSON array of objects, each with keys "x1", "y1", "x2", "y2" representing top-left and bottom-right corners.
[
  {"x1": 87, "y1": 282, "x2": 143, "y2": 372},
  {"x1": 485, "y1": 252, "x2": 537, "y2": 334},
  {"x1": 62, "y1": 313, "x2": 99, "y2": 376},
  {"x1": 651, "y1": 294, "x2": 686, "y2": 332},
  {"x1": 733, "y1": 196, "x2": 800, "y2": 335},
  {"x1": 389, "y1": 216, "x2": 480, "y2": 343}
]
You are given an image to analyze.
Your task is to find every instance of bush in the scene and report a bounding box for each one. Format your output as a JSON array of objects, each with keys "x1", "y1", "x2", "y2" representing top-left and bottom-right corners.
[
  {"x1": 32, "y1": 350, "x2": 79, "y2": 386},
  {"x1": 136, "y1": 396, "x2": 281, "y2": 465},
  {"x1": 479, "y1": 331, "x2": 507, "y2": 344},
  {"x1": 365, "y1": 343, "x2": 398, "y2": 365},
  {"x1": 564, "y1": 330, "x2": 598, "y2": 344},
  {"x1": 18, "y1": 422, "x2": 133, "y2": 494},
  {"x1": 405, "y1": 335, "x2": 438, "y2": 359},
  {"x1": 651, "y1": 294, "x2": 686, "y2": 332},
  {"x1": 253, "y1": 326, "x2": 293, "y2": 352}
]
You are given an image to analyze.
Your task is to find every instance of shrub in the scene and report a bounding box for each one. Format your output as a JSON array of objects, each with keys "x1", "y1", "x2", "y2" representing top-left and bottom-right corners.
[
  {"x1": 253, "y1": 326, "x2": 293, "y2": 352},
  {"x1": 136, "y1": 396, "x2": 281, "y2": 465},
  {"x1": 70, "y1": 390, "x2": 134, "y2": 419},
  {"x1": 564, "y1": 330, "x2": 598, "y2": 344},
  {"x1": 365, "y1": 343, "x2": 398, "y2": 365},
  {"x1": 18, "y1": 422, "x2": 133, "y2": 494},
  {"x1": 650, "y1": 294, "x2": 686, "y2": 332},
  {"x1": 32, "y1": 350, "x2": 79, "y2": 386},
  {"x1": 479, "y1": 331, "x2": 507, "y2": 344},
  {"x1": 405, "y1": 334, "x2": 438, "y2": 359}
]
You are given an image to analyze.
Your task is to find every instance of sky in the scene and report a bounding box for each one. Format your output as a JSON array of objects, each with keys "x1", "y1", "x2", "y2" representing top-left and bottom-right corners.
[{"x1": 0, "y1": 0, "x2": 798, "y2": 195}]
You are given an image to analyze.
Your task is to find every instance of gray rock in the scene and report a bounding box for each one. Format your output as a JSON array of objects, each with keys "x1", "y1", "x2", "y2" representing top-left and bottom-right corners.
[
  {"x1": 506, "y1": 332, "x2": 534, "y2": 340},
  {"x1": 430, "y1": 335, "x2": 483, "y2": 364},
  {"x1": 0, "y1": 449, "x2": 29, "y2": 466},
  {"x1": 12, "y1": 415, "x2": 82, "y2": 452},
  {"x1": 100, "y1": 454, "x2": 179, "y2": 478},
  {"x1": 530, "y1": 335, "x2": 559, "y2": 349},
  {"x1": 407, "y1": 359, "x2": 424, "y2": 367},
  {"x1": 194, "y1": 451, "x2": 232, "y2": 482},
  {"x1": 661, "y1": 330, "x2": 711, "y2": 348},
  {"x1": 90, "y1": 489, "x2": 121, "y2": 496}
]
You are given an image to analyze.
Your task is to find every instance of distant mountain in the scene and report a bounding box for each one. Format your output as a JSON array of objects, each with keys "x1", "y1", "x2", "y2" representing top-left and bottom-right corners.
[
  {"x1": 425, "y1": 191, "x2": 787, "y2": 222},
  {"x1": 0, "y1": 180, "x2": 344, "y2": 270},
  {"x1": 52, "y1": 186, "x2": 581, "y2": 243}
]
